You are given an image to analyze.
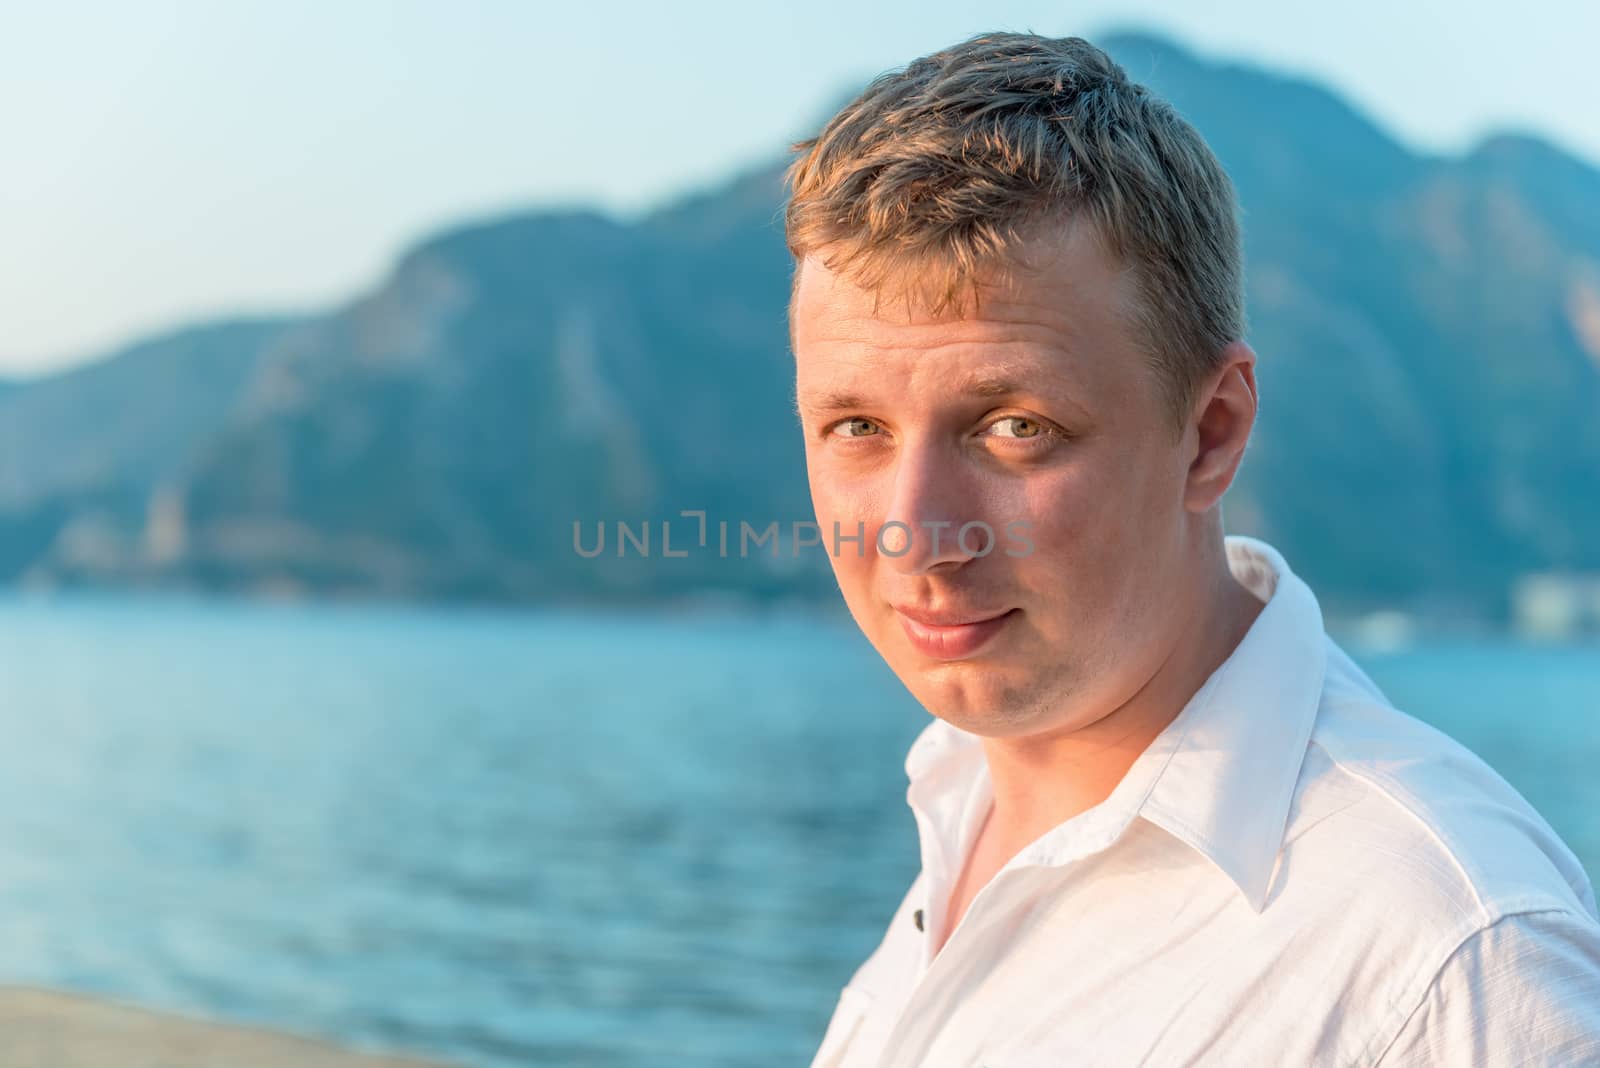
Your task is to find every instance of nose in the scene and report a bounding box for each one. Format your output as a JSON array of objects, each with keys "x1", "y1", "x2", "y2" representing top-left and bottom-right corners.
[{"x1": 877, "y1": 439, "x2": 989, "y2": 575}]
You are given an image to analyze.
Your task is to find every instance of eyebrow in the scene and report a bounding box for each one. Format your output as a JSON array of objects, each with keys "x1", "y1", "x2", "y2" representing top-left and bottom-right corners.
[{"x1": 793, "y1": 374, "x2": 1034, "y2": 421}]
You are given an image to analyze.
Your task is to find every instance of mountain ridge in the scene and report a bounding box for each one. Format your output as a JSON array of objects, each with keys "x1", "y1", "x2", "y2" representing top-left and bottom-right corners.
[{"x1": 4, "y1": 33, "x2": 1597, "y2": 623}]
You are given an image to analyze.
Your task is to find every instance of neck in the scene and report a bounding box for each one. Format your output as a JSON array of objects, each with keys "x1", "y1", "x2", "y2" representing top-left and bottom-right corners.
[{"x1": 977, "y1": 535, "x2": 1266, "y2": 853}]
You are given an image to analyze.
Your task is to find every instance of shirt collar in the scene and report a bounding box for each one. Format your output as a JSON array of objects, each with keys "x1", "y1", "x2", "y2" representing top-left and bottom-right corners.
[{"x1": 903, "y1": 534, "x2": 1328, "y2": 915}]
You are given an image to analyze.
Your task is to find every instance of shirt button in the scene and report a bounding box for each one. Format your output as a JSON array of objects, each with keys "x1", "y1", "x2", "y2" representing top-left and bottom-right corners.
[{"x1": 913, "y1": 908, "x2": 925, "y2": 932}]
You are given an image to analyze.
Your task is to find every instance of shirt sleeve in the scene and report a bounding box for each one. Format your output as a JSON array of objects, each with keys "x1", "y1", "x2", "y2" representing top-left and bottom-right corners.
[{"x1": 1373, "y1": 907, "x2": 1600, "y2": 1066}]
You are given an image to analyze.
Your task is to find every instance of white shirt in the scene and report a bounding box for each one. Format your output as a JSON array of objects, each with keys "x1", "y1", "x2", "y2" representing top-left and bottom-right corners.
[{"x1": 810, "y1": 535, "x2": 1600, "y2": 1067}]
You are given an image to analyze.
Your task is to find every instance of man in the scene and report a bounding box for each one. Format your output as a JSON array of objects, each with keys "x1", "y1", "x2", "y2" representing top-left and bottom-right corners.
[{"x1": 784, "y1": 32, "x2": 1600, "y2": 1068}]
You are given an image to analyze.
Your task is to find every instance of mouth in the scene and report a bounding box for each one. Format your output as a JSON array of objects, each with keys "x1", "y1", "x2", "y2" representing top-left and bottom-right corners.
[{"x1": 894, "y1": 607, "x2": 1018, "y2": 661}]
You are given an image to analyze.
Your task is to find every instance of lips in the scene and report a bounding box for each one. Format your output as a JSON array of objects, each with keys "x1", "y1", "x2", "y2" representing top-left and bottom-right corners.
[{"x1": 894, "y1": 606, "x2": 1017, "y2": 661}]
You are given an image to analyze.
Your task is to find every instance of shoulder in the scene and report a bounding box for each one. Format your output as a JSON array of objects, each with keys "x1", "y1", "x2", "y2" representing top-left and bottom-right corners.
[
  {"x1": 1295, "y1": 637, "x2": 1595, "y2": 923},
  {"x1": 1370, "y1": 907, "x2": 1600, "y2": 1065},
  {"x1": 1275, "y1": 637, "x2": 1600, "y2": 1060}
]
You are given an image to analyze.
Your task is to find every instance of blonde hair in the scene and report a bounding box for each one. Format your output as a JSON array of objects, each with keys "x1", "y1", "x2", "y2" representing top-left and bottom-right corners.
[{"x1": 784, "y1": 32, "x2": 1245, "y2": 437}]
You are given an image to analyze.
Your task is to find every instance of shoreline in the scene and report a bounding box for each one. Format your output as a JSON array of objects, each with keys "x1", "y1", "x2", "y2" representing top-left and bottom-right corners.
[{"x1": 0, "y1": 986, "x2": 454, "y2": 1068}]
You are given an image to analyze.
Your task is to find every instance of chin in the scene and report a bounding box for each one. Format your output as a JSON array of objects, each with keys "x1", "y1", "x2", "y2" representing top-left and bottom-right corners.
[{"x1": 898, "y1": 660, "x2": 1012, "y2": 712}]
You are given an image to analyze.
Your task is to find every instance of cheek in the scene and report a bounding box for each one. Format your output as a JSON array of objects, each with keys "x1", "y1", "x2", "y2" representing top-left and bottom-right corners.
[
  {"x1": 1010, "y1": 462, "x2": 1151, "y2": 618},
  {"x1": 806, "y1": 453, "x2": 871, "y2": 518},
  {"x1": 806, "y1": 461, "x2": 887, "y2": 542},
  {"x1": 1010, "y1": 466, "x2": 1104, "y2": 557},
  {"x1": 806, "y1": 468, "x2": 877, "y2": 587},
  {"x1": 1031, "y1": 444, "x2": 1168, "y2": 540}
]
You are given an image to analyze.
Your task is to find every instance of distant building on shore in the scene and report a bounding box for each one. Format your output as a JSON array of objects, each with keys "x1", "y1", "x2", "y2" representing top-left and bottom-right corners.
[{"x1": 1512, "y1": 573, "x2": 1600, "y2": 640}]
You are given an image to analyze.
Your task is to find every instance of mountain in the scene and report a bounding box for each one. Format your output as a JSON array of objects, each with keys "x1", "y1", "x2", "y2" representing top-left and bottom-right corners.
[
  {"x1": 5, "y1": 32, "x2": 1598, "y2": 621},
  {"x1": 0, "y1": 318, "x2": 301, "y2": 586},
  {"x1": 1103, "y1": 32, "x2": 1600, "y2": 618}
]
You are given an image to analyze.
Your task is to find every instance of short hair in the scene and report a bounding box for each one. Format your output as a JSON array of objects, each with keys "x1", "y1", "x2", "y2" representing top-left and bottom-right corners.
[{"x1": 784, "y1": 32, "x2": 1245, "y2": 438}]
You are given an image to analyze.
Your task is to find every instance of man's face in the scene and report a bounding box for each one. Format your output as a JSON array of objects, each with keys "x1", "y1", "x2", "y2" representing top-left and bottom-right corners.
[{"x1": 791, "y1": 219, "x2": 1205, "y2": 740}]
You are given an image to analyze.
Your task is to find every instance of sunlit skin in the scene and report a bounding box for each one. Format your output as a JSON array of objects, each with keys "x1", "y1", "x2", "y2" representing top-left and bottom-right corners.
[{"x1": 791, "y1": 216, "x2": 1266, "y2": 952}]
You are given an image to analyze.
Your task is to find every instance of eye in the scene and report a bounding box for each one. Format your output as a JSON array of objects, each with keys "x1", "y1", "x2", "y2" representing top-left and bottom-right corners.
[
  {"x1": 985, "y1": 415, "x2": 1051, "y2": 441},
  {"x1": 827, "y1": 417, "x2": 883, "y2": 440}
]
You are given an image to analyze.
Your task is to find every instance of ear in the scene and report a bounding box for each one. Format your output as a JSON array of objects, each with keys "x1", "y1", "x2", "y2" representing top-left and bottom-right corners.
[{"x1": 1184, "y1": 340, "x2": 1258, "y2": 514}]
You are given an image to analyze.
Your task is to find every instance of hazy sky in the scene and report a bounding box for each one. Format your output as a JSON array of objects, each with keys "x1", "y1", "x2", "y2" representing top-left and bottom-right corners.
[{"x1": 3, "y1": 0, "x2": 1597, "y2": 376}]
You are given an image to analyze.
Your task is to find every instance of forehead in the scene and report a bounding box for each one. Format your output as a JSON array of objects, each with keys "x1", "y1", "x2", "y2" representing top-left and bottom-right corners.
[{"x1": 790, "y1": 219, "x2": 1150, "y2": 409}]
